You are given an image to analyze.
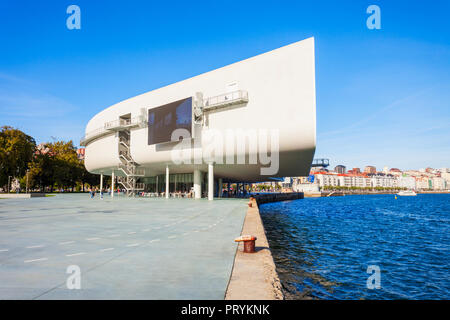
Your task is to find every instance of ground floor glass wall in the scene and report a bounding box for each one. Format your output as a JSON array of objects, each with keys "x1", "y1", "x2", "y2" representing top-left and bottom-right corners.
[{"x1": 142, "y1": 173, "x2": 205, "y2": 194}]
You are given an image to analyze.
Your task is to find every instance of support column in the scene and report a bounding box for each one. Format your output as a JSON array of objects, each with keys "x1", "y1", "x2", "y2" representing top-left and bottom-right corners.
[
  {"x1": 165, "y1": 165, "x2": 170, "y2": 199},
  {"x1": 208, "y1": 163, "x2": 214, "y2": 201},
  {"x1": 218, "y1": 178, "x2": 223, "y2": 198},
  {"x1": 194, "y1": 169, "x2": 201, "y2": 199},
  {"x1": 111, "y1": 171, "x2": 115, "y2": 198},
  {"x1": 100, "y1": 173, "x2": 104, "y2": 197}
]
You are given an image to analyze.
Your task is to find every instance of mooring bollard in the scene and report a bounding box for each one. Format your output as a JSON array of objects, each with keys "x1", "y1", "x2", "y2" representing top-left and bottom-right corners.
[{"x1": 235, "y1": 235, "x2": 257, "y2": 253}]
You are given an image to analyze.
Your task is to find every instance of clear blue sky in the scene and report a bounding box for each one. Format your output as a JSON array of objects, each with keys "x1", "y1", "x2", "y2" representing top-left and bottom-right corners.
[{"x1": 0, "y1": 0, "x2": 449, "y2": 170}]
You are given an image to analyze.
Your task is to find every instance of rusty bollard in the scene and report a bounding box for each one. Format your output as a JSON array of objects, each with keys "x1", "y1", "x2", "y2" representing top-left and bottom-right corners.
[{"x1": 235, "y1": 235, "x2": 257, "y2": 253}]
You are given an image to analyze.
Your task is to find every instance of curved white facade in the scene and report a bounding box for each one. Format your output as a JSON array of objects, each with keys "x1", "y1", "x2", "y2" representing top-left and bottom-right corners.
[{"x1": 83, "y1": 37, "x2": 316, "y2": 185}]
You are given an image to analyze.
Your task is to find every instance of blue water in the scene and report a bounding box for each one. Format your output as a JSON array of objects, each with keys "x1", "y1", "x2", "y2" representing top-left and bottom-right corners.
[{"x1": 259, "y1": 194, "x2": 450, "y2": 300}]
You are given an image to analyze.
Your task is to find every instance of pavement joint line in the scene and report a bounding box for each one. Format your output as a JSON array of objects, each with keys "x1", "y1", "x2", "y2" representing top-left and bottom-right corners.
[
  {"x1": 26, "y1": 245, "x2": 45, "y2": 249},
  {"x1": 24, "y1": 257, "x2": 48, "y2": 263},
  {"x1": 108, "y1": 234, "x2": 120, "y2": 238},
  {"x1": 142, "y1": 229, "x2": 150, "y2": 232},
  {"x1": 59, "y1": 241, "x2": 75, "y2": 245},
  {"x1": 100, "y1": 248, "x2": 115, "y2": 252},
  {"x1": 128, "y1": 232, "x2": 137, "y2": 235},
  {"x1": 126, "y1": 243, "x2": 140, "y2": 247},
  {"x1": 149, "y1": 239, "x2": 160, "y2": 243},
  {"x1": 66, "y1": 252, "x2": 86, "y2": 257},
  {"x1": 0, "y1": 249, "x2": 9, "y2": 252},
  {"x1": 168, "y1": 235, "x2": 177, "y2": 239},
  {"x1": 86, "y1": 237, "x2": 100, "y2": 241}
]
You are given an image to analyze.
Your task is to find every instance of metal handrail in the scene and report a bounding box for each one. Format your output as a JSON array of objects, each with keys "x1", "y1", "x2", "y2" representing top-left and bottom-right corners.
[
  {"x1": 119, "y1": 150, "x2": 132, "y2": 160},
  {"x1": 118, "y1": 164, "x2": 145, "y2": 176},
  {"x1": 104, "y1": 116, "x2": 143, "y2": 130},
  {"x1": 80, "y1": 126, "x2": 108, "y2": 145},
  {"x1": 117, "y1": 176, "x2": 144, "y2": 191},
  {"x1": 119, "y1": 136, "x2": 130, "y2": 145},
  {"x1": 204, "y1": 90, "x2": 248, "y2": 108},
  {"x1": 80, "y1": 116, "x2": 145, "y2": 146}
]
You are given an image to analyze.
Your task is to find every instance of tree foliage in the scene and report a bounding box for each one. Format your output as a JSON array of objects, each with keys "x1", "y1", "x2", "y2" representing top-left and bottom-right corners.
[
  {"x1": 0, "y1": 126, "x2": 36, "y2": 188},
  {"x1": 1, "y1": 126, "x2": 98, "y2": 192}
]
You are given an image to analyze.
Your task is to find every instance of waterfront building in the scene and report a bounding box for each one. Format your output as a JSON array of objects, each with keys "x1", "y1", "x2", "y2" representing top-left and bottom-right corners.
[
  {"x1": 415, "y1": 177, "x2": 431, "y2": 190},
  {"x1": 293, "y1": 181, "x2": 320, "y2": 192},
  {"x1": 315, "y1": 173, "x2": 341, "y2": 187},
  {"x1": 347, "y1": 168, "x2": 361, "y2": 175},
  {"x1": 315, "y1": 171, "x2": 399, "y2": 189},
  {"x1": 334, "y1": 165, "x2": 346, "y2": 174},
  {"x1": 281, "y1": 177, "x2": 293, "y2": 189},
  {"x1": 364, "y1": 166, "x2": 377, "y2": 174},
  {"x1": 440, "y1": 169, "x2": 450, "y2": 185},
  {"x1": 398, "y1": 176, "x2": 416, "y2": 190},
  {"x1": 426, "y1": 167, "x2": 436, "y2": 174},
  {"x1": 343, "y1": 175, "x2": 372, "y2": 188},
  {"x1": 432, "y1": 177, "x2": 446, "y2": 190},
  {"x1": 81, "y1": 38, "x2": 317, "y2": 199},
  {"x1": 370, "y1": 173, "x2": 398, "y2": 188},
  {"x1": 315, "y1": 167, "x2": 448, "y2": 191}
]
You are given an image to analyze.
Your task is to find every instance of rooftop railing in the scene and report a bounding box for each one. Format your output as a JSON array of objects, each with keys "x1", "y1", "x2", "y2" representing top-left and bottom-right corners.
[
  {"x1": 104, "y1": 116, "x2": 144, "y2": 131},
  {"x1": 80, "y1": 116, "x2": 146, "y2": 146},
  {"x1": 203, "y1": 90, "x2": 248, "y2": 111},
  {"x1": 80, "y1": 127, "x2": 108, "y2": 146}
]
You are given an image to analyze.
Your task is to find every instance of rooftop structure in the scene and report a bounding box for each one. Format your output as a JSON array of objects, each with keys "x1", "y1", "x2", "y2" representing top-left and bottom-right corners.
[{"x1": 364, "y1": 166, "x2": 377, "y2": 174}]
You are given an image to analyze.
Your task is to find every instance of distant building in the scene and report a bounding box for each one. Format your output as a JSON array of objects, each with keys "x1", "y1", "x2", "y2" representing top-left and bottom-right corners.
[
  {"x1": 383, "y1": 166, "x2": 389, "y2": 174},
  {"x1": 347, "y1": 168, "x2": 361, "y2": 175},
  {"x1": 76, "y1": 148, "x2": 85, "y2": 161},
  {"x1": 432, "y1": 177, "x2": 446, "y2": 190},
  {"x1": 364, "y1": 166, "x2": 377, "y2": 174},
  {"x1": 35, "y1": 143, "x2": 54, "y2": 156},
  {"x1": 440, "y1": 169, "x2": 450, "y2": 185},
  {"x1": 334, "y1": 165, "x2": 346, "y2": 174},
  {"x1": 370, "y1": 173, "x2": 398, "y2": 188},
  {"x1": 398, "y1": 176, "x2": 416, "y2": 190},
  {"x1": 314, "y1": 172, "x2": 396, "y2": 189},
  {"x1": 390, "y1": 168, "x2": 401, "y2": 173},
  {"x1": 282, "y1": 177, "x2": 293, "y2": 188}
]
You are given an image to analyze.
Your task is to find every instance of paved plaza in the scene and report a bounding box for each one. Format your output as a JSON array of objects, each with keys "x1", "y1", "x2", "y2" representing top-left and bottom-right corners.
[{"x1": 0, "y1": 194, "x2": 246, "y2": 299}]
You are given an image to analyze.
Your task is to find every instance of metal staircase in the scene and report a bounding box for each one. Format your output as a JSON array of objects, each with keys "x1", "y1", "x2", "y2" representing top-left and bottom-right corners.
[{"x1": 117, "y1": 131, "x2": 145, "y2": 196}]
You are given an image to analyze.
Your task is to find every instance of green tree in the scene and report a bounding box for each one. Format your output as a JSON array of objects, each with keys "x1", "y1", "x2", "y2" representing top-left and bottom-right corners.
[
  {"x1": 0, "y1": 126, "x2": 36, "y2": 190},
  {"x1": 50, "y1": 140, "x2": 81, "y2": 191},
  {"x1": 27, "y1": 143, "x2": 55, "y2": 191}
]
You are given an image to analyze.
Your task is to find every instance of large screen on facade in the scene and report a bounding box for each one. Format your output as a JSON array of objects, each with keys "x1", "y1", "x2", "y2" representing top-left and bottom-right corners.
[{"x1": 148, "y1": 97, "x2": 192, "y2": 145}]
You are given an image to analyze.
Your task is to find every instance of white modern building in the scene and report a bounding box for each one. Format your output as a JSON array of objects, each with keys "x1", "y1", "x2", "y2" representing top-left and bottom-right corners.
[
  {"x1": 81, "y1": 38, "x2": 317, "y2": 199},
  {"x1": 398, "y1": 176, "x2": 416, "y2": 190},
  {"x1": 315, "y1": 173, "x2": 399, "y2": 189}
]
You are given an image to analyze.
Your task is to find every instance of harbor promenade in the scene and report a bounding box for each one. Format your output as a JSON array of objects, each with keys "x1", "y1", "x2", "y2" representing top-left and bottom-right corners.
[{"x1": 0, "y1": 194, "x2": 246, "y2": 299}]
